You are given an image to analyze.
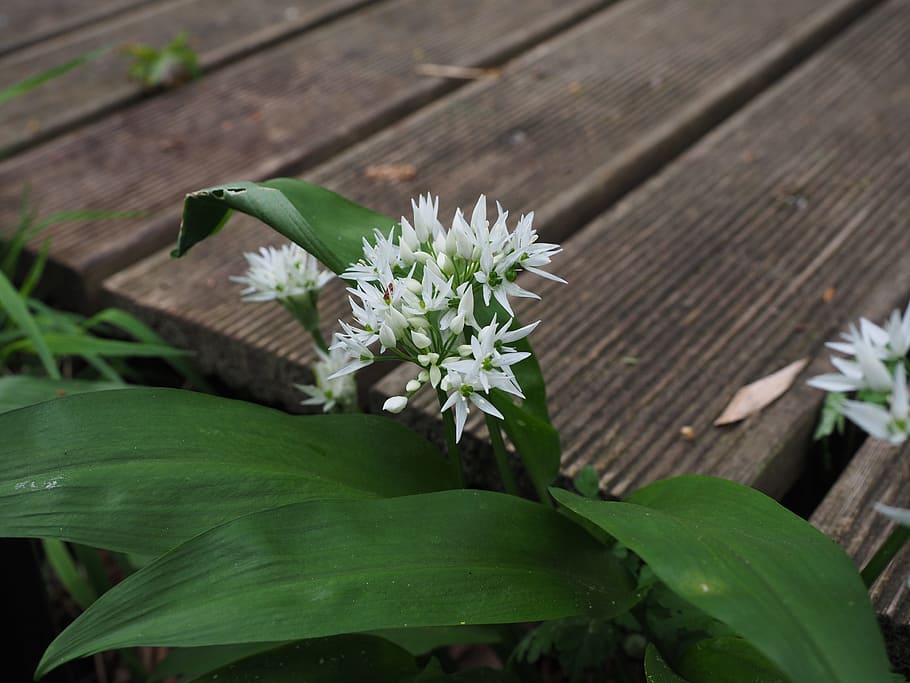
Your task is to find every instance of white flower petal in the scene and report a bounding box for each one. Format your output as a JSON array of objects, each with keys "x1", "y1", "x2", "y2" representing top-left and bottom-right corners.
[
  {"x1": 842, "y1": 400, "x2": 893, "y2": 440},
  {"x1": 875, "y1": 503, "x2": 910, "y2": 527}
]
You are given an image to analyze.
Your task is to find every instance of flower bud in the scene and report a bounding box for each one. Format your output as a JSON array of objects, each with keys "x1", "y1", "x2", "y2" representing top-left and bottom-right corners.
[
  {"x1": 383, "y1": 395, "x2": 408, "y2": 414},
  {"x1": 379, "y1": 323, "x2": 398, "y2": 349},
  {"x1": 406, "y1": 379, "x2": 421, "y2": 393},
  {"x1": 449, "y1": 313, "x2": 465, "y2": 335},
  {"x1": 412, "y1": 330, "x2": 432, "y2": 349}
]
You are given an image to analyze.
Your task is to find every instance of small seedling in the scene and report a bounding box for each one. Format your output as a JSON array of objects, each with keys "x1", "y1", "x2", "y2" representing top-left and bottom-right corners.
[{"x1": 125, "y1": 33, "x2": 200, "y2": 88}]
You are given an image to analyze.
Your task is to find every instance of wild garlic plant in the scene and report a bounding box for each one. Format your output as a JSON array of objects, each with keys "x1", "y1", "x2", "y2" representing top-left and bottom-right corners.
[{"x1": 5, "y1": 178, "x2": 898, "y2": 683}]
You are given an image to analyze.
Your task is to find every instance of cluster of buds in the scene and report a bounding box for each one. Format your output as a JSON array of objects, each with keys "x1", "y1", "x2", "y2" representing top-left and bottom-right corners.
[
  {"x1": 808, "y1": 302, "x2": 910, "y2": 444},
  {"x1": 330, "y1": 194, "x2": 563, "y2": 441}
]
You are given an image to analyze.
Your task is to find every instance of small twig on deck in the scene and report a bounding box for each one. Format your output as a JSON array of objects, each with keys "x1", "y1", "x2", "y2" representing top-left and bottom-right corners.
[{"x1": 415, "y1": 63, "x2": 501, "y2": 80}]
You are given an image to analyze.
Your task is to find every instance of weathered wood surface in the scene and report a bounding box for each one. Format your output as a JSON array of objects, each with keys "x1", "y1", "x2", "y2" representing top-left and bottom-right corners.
[
  {"x1": 811, "y1": 440, "x2": 910, "y2": 622},
  {"x1": 0, "y1": 0, "x2": 607, "y2": 302},
  {"x1": 369, "y1": 0, "x2": 910, "y2": 498},
  {"x1": 102, "y1": 0, "x2": 879, "y2": 410},
  {"x1": 0, "y1": 0, "x2": 376, "y2": 155},
  {"x1": 0, "y1": 0, "x2": 150, "y2": 58}
]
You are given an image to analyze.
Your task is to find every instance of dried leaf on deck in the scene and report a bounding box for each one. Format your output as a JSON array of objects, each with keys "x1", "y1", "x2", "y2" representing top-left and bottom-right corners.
[
  {"x1": 714, "y1": 358, "x2": 809, "y2": 426},
  {"x1": 364, "y1": 163, "x2": 417, "y2": 181}
]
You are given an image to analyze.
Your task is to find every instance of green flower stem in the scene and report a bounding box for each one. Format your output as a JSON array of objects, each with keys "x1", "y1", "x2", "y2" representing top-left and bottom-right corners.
[
  {"x1": 437, "y1": 388, "x2": 465, "y2": 488},
  {"x1": 861, "y1": 523, "x2": 910, "y2": 588},
  {"x1": 485, "y1": 413, "x2": 519, "y2": 496},
  {"x1": 283, "y1": 294, "x2": 328, "y2": 353}
]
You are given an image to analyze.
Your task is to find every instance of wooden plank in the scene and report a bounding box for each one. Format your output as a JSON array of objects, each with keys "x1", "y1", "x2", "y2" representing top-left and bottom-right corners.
[
  {"x1": 0, "y1": 0, "x2": 151, "y2": 58},
  {"x1": 370, "y1": 0, "x2": 910, "y2": 497},
  {"x1": 0, "y1": 0, "x2": 377, "y2": 155},
  {"x1": 811, "y1": 440, "x2": 910, "y2": 623},
  {"x1": 103, "y1": 0, "x2": 882, "y2": 412},
  {"x1": 0, "y1": 0, "x2": 608, "y2": 302}
]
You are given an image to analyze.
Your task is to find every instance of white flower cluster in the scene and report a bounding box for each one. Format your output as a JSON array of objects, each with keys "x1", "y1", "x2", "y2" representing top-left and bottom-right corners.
[
  {"x1": 808, "y1": 303, "x2": 910, "y2": 444},
  {"x1": 230, "y1": 243, "x2": 334, "y2": 302},
  {"x1": 330, "y1": 194, "x2": 563, "y2": 441},
  {"x1": 295, "y1": 346, "x2": 358, "y2": 413}
]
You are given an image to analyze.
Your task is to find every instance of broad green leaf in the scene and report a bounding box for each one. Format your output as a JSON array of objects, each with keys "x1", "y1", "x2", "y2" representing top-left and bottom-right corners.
[
  {"x1": 150, "y1": 643, "x2": 285, "y2": 683},
  {"x1": 37, "y1": 490, "x2": 637, "y2": 675},
  {"x1": 175, "y1": 179, "x2": 397, "y2": 274},
  {"x1": 0, "y1": 270, "x2": 59, "y2": 378},
  {"x1": 0, "y1": 375, "x2": 127, "y2": 413},
  {"x1": 490, "y1": 390, "x2": 560, "y2": 502},
  {"x1": 3, "y1": 333, "x2": 190, "y2": 359},
  {"x1": 551, "y1": 477, "x2": 892, "y2": 683},
  {"x1": 677, "y1": 637, "x2": 786, "y2": 683},
  {"x1": 185, "y1": 636, "x2": 419, "y2": 682},
  {"x1": 0, "y1": 388, "x2": 454, "y2": 555},
  {"x1": 644, "y1": 643, "x2": 691, "y2": 683}
]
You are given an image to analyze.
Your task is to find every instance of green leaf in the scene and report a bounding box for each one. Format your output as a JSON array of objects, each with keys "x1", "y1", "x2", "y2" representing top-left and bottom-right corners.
[
  {"x1": 0, "y1": 388, "x2": 454, "y2": 555},
  {"x1": 644, "y1": 643, "x2": 691, "y2": 683},
  {"x1": 37, "y1": 490, "x2": 637, "y2": 675},
  {"x1": 473, "y1": 302, "x2": 560, "y2": 499},
  {"x1": 551, "y1": 478, "x2": 893, "y2": 683},
  {"x1": 3, "y1": 333, "x2": 191, "y2": 359},
  {"x1": 80, "y1": 307, "x2": 211, "y2": 391},
  {"x1": 0, "y1": 376, "x2": 127, "y2": 413},
  {"x1": 572, "y1": 466, "x2": 601, "y2": 499},
  {"x1": 0, "y1": 46, "x2": 109, "y2": 105},
  {"x1": 0, "y1": 270, "x2": 59, "y2": 378},
  {"x1": 149, "y1": 643, "x2": 285, "y2": 683},
  {"x1": 183, "y1": 636, "x2": 419, "y2": 682},
  {"x1": 677, "y1": 637, "x2": 786, "y2": 683},
  {"x1": 42, "y1": 539, "x2": 97, "y2": 610},
  {"x1": 813, "y1": 392, "x2": 845, "y2": 441},
  {"x1": 489, "y1": 390, "x2": 560, "y2": 502},
  {"x1": 175, "y1": 179, "x2": 397, "y2": 274}
]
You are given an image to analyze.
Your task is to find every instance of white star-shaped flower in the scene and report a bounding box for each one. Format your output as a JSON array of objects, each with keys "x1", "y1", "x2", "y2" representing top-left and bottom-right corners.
[{"x1": 230, "y1": 244, "x2": 333, "y2": 302}]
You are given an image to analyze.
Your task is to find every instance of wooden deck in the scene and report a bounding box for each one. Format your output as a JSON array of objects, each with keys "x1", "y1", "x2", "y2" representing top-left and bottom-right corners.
[{"x1": 3, "y1": 0, "x2": 910, "y2": 618}]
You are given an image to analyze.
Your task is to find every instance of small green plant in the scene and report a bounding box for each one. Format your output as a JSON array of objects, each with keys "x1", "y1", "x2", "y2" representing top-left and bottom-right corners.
[{"x1": 125, "y1": 33, "x2": 200, "y2": 88}]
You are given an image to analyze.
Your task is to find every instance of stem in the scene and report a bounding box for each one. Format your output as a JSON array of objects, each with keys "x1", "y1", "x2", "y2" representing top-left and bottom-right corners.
[
  {"x1": 485, "y1": 413, "x2": 519, "y2": 496},
  {"x1": 437, "y1": 388, "x2": 465, "y2": 488},
  {"x1": 861, "y1": 524, "x2": 910, "y2": 588},
  {"x1": 309, "y1": 326, "x2": 329, "y2": 354},
  {"x1": 283, "y1": 294, "x2": 328, "y2": 353}
]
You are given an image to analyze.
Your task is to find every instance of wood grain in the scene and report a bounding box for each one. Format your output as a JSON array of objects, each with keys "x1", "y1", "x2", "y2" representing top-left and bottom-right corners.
[
  {"x1": 370, "y1": 0, "x2": 910, "y2": 498},
  {"x1": 0, "y1": 0, "x2": 377, "y2": 155},
  {"x1": 0, "y1": 0, "x2": 151, "y2": 58},
  {"x1": 1, "y1": 0, "x2": 607, "y2": 302},
  {"x1": 101, "y1": 0, "x2": 880, "y2": 412},
  {"x1": 811, "y1": 440, "x2": 910, "y2": 622}
]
